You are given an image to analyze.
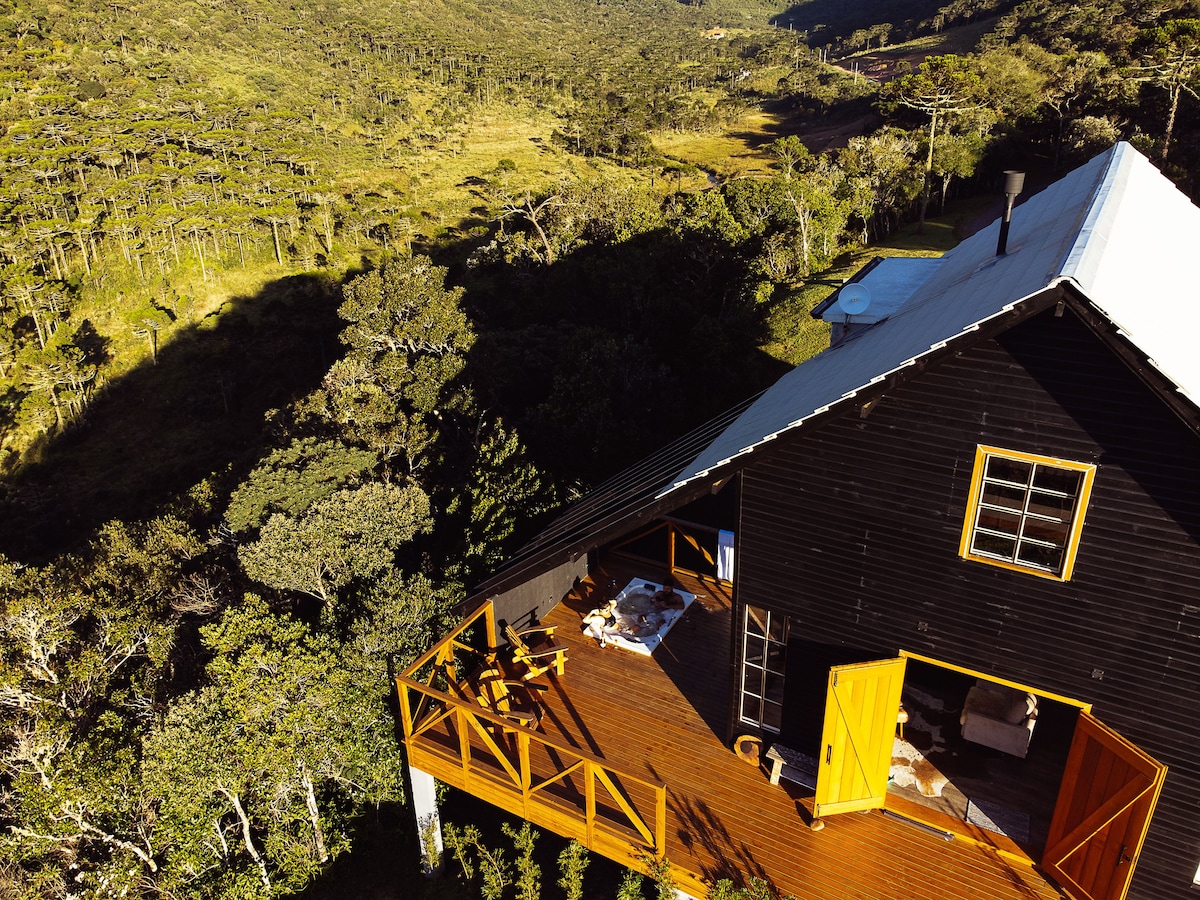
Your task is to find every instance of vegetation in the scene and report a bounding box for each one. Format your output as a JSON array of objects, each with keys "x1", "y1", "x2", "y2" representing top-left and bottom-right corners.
[{"x1": 2, "y1": 0, "x2": 1200, "y2": 897}]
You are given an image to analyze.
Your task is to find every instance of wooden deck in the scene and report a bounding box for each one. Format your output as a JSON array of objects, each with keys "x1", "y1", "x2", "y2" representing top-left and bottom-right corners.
[{"x1": 400, "y1": 560, "x2": 1069, "y2": 900}]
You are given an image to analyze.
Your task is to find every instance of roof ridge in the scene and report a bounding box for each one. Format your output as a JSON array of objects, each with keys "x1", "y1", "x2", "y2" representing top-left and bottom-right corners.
[{"x1": 1055, "y1": 142, "x2": 1129, "y2": 290}]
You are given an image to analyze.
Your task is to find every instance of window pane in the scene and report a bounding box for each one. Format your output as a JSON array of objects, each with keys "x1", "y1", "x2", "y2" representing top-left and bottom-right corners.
[
  {"x1": 742, "y1": 665, "x2": 762, "y2": 697},
  {"x1": 742, "y1": 695, "x2": 761, "y2": 724},
  {"x1": 764, "y1": 672, "x2": 786, "y2": 705},
  {"x1": 745, "y1": 606, "x2": 766, "y2": 637},
  {"x1": 977, "y1": 507, "x2": 1021, "y2": 537},
  {"x1": 986, "y1": 456, "x2": 1032, "y2": 485},
  {"x1": 744, "y1": 639, "x2": 764, "y2": 667},
  {"x1": 742, "y1": 606, "x2": 788, "y2": 728},
  {"x1": 1021, "y1": 518, "x2": 1070, "y2": 545},
  {"x1": 980, "y1": 482, "x2": 1029, "y2": 511},
  {"x1": 1018, "y1": 542, "x2": 1065, "y2": 571},
  {"x1": 762, "y1": 701, "x2": 783, "y2": 732},
  {"x1": 766, "y1": 644, "x2": 787, "y2": 674},
  {"x1": 967, "y1": 449, "x2": 1092, "y2": 577},
  {"x1": 1026, "y1": 490, "x2": 1075, "y2": 520},
  {"x1": 973, "y1": 532, "x2": 1017, "y2": 559},
  {"x1": 1032, "y1": 466, "x2": 1082, "y2": 496}
]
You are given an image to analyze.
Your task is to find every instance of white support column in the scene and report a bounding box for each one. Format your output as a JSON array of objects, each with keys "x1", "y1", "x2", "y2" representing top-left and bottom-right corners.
[{"x1": 409, "y1": 765, "x2": 443, "y2": 876}]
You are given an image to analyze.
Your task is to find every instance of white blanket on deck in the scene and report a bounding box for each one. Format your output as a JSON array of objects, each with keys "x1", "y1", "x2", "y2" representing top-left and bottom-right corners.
[{"x1": 603, "y1": 578, "x2": 696, "y2": 656}]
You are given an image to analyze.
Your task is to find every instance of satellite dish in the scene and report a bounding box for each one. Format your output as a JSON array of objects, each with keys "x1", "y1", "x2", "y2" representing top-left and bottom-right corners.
[{"x1": 837, "y1": 283, "x2": 872, "y2": 316}]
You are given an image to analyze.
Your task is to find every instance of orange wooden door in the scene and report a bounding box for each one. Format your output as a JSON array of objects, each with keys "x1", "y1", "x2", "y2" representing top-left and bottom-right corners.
[
  {"x1": 1043, "y1": 711, "x2": 1167, "y2": 900},
  {"x1": 814, "y1": 657, "x2": 906, "y2": 819}
]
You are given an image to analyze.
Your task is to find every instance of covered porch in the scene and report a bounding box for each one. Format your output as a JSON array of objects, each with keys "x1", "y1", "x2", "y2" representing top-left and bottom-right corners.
[{"x1": 395, "y1": 559, "x2": 1067, "y2": 900}]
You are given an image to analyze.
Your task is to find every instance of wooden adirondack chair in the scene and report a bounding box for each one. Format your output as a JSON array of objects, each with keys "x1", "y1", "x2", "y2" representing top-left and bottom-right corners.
[
  {"x1": 473, "y1": 667, "x2": 548, "y2": 728},
  {"x1": 503, "y1": 622, "x2": 568, "y2": 680}
]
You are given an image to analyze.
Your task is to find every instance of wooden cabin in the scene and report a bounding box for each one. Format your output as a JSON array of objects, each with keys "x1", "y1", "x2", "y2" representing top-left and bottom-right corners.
[{"x1": 396, "y1": 143, "x2": 1200, "y2": 900}]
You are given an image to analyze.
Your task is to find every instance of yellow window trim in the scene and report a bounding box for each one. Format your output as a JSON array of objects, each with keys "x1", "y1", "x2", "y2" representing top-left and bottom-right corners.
[{"x1": 957, "y1": 445, "x2": 1096, "y2": 582}]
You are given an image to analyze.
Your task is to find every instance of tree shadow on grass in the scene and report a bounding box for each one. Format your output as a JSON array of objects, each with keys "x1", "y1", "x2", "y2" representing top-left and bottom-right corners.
[
  {"x1": 772, "y1": 0, "x2": 946, "y2": 37},
  {"x1": 0, "y1": 273, "x2": 343, "y2": 561}
]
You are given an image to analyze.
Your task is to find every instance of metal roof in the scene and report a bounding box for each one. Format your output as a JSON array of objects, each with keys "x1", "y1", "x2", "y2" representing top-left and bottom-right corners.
[
  {"x1": 818, "y1": 257, "x2": 945, "y2": 325},
  {"x1": 472, "y1": 143, "x2": 1200, "y2": 600},
  {"x1": 664, "y1": 143, "x2": 1200, "y2": 494}
]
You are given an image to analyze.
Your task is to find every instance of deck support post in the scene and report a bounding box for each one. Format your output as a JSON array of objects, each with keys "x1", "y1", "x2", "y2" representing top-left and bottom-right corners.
[{"x1": 409, "y1": 764, "x2": 444, "y2": 876}]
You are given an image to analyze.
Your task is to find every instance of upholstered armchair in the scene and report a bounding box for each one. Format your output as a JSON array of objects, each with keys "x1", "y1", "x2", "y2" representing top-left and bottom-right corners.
[{"x1": 960, "y1": 681, "x2": 1038, "y2": 759}]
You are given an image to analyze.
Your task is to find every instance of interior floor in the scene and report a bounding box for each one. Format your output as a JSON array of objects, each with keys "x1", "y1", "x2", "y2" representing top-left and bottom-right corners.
[{"x1": 887, "y1": 660, "x2": 1078, "y2": 853}]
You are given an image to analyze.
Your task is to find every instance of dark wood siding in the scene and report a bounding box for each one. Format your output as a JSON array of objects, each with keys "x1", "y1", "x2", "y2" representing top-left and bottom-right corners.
[
  {"x1": 491, "y1": 556, "x2": 589, "y2": 630},
  {"x1": 736, "y1": 306, "x2": 1200, "y2": 900}
]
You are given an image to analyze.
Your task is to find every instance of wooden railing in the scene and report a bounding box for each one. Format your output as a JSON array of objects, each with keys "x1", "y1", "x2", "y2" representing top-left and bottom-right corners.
[
  {"x1": 611, "y1": 516, "x2": 730, "y2": 585},
  {"x1": 396, "y1": 601, "x2": 667, "y2": 860},
  {"x1": 399, "y1": 600, "x2": 497, "y2": 728}
]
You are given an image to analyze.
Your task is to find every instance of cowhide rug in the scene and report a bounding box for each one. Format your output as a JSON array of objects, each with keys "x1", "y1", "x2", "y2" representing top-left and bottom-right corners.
[
  {"x1": 891, "y1": 736, "x2": 950, "y2": 797},
  {"x1": 890, "y1": 698, "x2": 951, "y2": 797}
]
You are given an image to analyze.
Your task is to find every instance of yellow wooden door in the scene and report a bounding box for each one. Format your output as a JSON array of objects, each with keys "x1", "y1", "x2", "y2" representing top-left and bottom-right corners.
[
  {"x1": 1043, "y1": 711, "x2": 1167, "y2": 900},
  {"x1": 814, "y1": 657, "x2": 906, "y2": 819}
]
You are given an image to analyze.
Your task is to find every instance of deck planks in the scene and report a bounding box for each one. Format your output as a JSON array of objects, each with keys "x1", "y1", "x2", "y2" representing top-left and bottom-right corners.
[{"x1": 414, "y1": 560, "x2": 1068, "y2": 900}]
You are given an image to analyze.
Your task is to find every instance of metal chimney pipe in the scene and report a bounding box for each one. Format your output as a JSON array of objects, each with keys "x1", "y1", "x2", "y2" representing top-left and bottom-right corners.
[{"x1": 996, "y1": 170, "x2": 1025, "y2": 256}]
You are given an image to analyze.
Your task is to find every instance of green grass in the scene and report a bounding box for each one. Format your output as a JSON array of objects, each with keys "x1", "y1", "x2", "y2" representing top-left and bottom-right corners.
[
  {"x1": 371, "y1": 101, "x2": 672, "y2": 239},
  {"x1": 881, "y1": 218, "x2": 961, "y2": 254},
  {"x1": 392, "y1": 107, "x2": 567, "y2": 210},
  {"x1": 761, "y1": 283, "x2": 835, "y2": 367},
  {"x1": 655, "y1": 111, "x2": 786, "y2": 178},
  {"x1": 32, "y1": 101, "x2": 638, "y2": 469}
]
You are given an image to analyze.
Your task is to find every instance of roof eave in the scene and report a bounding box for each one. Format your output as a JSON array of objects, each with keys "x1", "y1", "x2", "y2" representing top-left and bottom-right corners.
[
  {"x1": 470, "y1": 286, "x2": 1071, "y2": 610},
  {"x1": 1058, "y1": 281, "x2": 1200, "y2": 437},
  {"x1": 665, "y1": 284, "x2": 1070, "y2": 495}
]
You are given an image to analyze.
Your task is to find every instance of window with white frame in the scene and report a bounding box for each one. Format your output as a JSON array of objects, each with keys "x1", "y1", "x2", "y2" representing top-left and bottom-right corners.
[
  {"x1": 739, "y1": 605, "x2": 787, "y2": 732},
  {"x1": 959, "y1": 445, "x2": 1097, "y2": 581}
]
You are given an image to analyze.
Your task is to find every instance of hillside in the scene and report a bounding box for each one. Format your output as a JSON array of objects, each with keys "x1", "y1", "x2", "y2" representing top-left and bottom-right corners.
[
  {"x1": 5, "y1": 1, "x2": 1200, "y2": 897},
  {"x1": 0, "y1": 0, "x2": 798, "y2": 465}
]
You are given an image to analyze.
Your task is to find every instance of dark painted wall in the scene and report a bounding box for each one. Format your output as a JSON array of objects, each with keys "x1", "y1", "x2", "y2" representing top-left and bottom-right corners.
[
  {"x1": 734, "y1": 306, "x2": 1200, "y2": 899},
  {"x1": 490, "y1": 556, "x2": 589, "y2": 632}
]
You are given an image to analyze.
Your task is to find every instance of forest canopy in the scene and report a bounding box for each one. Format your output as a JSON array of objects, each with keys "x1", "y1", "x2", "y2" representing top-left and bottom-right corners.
[{"x1": 2, "y1": 0, "x2": 1200, "y2": 896}]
